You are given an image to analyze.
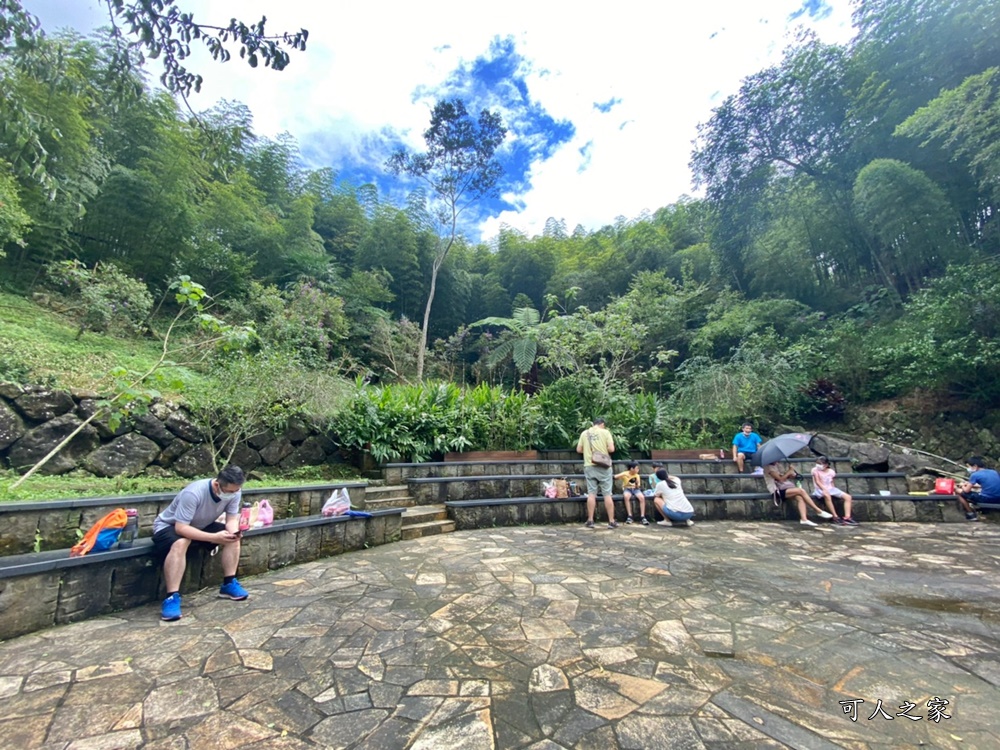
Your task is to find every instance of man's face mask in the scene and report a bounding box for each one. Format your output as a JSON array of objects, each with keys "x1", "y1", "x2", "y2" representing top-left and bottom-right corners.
[{"x1": 215, "y1": 482, "x2": 240, "y2": 501}]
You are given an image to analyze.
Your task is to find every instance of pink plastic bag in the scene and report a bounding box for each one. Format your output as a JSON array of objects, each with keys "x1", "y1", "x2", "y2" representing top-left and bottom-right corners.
[{"x1": 257, "y1": 499, "x2": 274, "y2": 526}]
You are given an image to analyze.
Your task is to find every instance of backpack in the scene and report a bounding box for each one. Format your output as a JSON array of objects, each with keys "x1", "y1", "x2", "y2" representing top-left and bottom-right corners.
[{"x1": 70, "y1": 509, "x2": 128, "y2": 557}]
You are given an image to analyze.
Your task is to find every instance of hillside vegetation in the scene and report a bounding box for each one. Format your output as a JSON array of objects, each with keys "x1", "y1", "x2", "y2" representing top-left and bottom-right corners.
[{"x1": 3, "y1": 0, "x2": 1000, "y2": 480}]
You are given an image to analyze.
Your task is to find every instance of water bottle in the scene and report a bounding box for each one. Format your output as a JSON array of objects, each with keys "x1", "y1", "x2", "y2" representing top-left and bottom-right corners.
[
  {"x1": 239, "y1": 501, "x2": 252, "y2": 532},
  {"x1": 118, "y1": 509, "x2": 139, "y2": 549}
]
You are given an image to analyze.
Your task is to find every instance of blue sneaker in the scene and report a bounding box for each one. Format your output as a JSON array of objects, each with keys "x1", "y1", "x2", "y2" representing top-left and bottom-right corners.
[
  {"x1": 161, "y1": 593, "x2": 182, "y2": 621},
  {"x1": 219, "y1": 579, "x2": 249, "y2": 600}
]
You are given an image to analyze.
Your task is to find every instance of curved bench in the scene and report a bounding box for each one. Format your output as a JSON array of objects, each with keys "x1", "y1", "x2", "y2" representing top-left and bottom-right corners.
[
  {"x1": 0, "y1": 508, "x2": 403, "y2": 640},
  {"x1": 444, "y1": 491, "x2": 968, "y2": 529},
  {"x1": 0, "y1": 482, "x2": 368, "y2": 556}
]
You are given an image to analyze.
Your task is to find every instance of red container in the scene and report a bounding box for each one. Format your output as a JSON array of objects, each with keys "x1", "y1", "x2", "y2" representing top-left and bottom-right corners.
[
  {"x1": 239, "y1": 502, "x2": 252, "y2": 531},
  {"x1": 934, "y1": 477, "x2": 955, "y2": 495}
]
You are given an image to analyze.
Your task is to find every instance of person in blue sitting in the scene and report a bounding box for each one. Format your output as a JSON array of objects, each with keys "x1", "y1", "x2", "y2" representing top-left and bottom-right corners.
[
  {"x1": 957, "y1": 455, "x2": 1000, "y2": 522},
  {"x1": 732, "y1": 422, "x2": 763, "y2": 473},
  {"x1": 152, "y1": 464, "x2": 251, "y2": 621}
]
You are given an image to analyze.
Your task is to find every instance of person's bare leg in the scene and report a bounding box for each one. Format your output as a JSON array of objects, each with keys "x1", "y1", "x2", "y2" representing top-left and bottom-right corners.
[
  {"x1": 604, "y1": 495, "x2": 616, "y2": 524},
  {"x1": 795, "y1": 496, "x2": 808, "y2": 521},
  {"x1": 623, "y1": 492, "x2": 633, "y2": 519},
  {"x1": 219, "y1": 539, "x2": 241, "y2": 577},
  {"x1": 821, "y1": 495, "x2": 838, "y2": 518},
  {"x1": 842, "y1": 493, "x2": 853, "y2": 519},
  {"x1": 958, "y1": 495, "x2": 975, "y2": 513},
  {"x1": 163, "y1": 538, "x2": 191, "y2": 592},
  {"x1": 735, "y1": 453, "x2": 745, "y2": 473},
  {"x1": 587, "y1": 494, "x2": 597, "y2": 523},
  {"x1": 796, "y1": 489, "x2": 825, "y2": 514},
  {"x1": 638, "y1": 493, "x2": 646, "y2": 519}
]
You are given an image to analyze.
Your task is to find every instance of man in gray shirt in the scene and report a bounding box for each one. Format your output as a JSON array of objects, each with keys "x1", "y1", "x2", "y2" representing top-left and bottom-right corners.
[{"x1": 153, "y1": 465, "x2": 249, "y2": 621}]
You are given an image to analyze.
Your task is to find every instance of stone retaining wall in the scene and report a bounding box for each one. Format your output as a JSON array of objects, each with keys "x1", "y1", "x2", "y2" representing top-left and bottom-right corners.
[
  {"x1": 0, "y1": 383, "x2": 341, "y2": 478},
  {"x1": 0, "y1": 510, "x2": 402, "y2": 640},
  {"x1": 0, "y1": 482, "x2": 367, "y2": 555}
]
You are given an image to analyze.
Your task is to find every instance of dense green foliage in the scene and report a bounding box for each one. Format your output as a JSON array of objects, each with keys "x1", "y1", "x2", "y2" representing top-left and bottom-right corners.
[
  {"x1": 3, "y1": 0, "x2": 1000, "y2": 463},
  {"x1": 331, "y1": 378, "x2": 677, "y2": 463}
]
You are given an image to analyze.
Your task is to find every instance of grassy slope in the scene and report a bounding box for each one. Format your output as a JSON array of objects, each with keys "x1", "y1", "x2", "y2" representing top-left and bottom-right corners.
[
  {"x1": 0, "y1": 291, "x2": 204, "y2": 394},
  {"x1": 0, "y1": 292, "x2": 359, "y2": 501}
]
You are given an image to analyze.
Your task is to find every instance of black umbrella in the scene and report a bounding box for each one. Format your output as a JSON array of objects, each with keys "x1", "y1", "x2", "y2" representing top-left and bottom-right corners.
[{"x1": 752, "y1": 433, "x2": 814, "y2": 467}]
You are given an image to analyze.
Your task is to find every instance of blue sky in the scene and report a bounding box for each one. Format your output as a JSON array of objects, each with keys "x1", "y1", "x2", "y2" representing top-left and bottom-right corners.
[{"x1": 26, "y1": 0, "x2": 853, "y2": 241}]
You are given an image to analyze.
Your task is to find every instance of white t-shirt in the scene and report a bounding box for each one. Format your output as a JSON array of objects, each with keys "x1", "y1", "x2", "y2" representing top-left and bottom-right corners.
[{"x1": 654, "y1": 478, "x2": 693, "y2": 514}]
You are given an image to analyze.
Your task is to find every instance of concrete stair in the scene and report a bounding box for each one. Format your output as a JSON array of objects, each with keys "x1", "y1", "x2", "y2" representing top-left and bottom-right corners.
[
  {"x1": 401, "y1": 504, "x2": 455, "y2": 540},
  {"x1": 364, "y1": 484, "x2": 419, "y2": 510}
]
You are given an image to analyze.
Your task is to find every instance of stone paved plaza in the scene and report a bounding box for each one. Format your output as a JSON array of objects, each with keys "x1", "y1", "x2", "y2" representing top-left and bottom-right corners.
[{"x1": 1, "y1": 520, "x2": 999, "y2": 749}]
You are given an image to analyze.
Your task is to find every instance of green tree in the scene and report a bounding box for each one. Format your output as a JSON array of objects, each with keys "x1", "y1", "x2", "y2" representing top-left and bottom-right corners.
[
  {"x1": 472, "y1": 306, "x2": 544, "y2": 388},
  {"x1": 690, "y1": 35, "x2": 853, "y2": 287},
  {"x1": 0, "y1": 162, "x2": 30, "y2": 256},
  {"x1": 356, "y1": 206, "x2": 427, "y2": 321},
  {"x1": 896, "y1": 67, "x2": 1000, "y2": 235},
  {"x1": 852, "y1": 158, "x2": 960, "y2": 294},
  {"x1": 386, "y1": 98, "x2": 507, "y2": 381}
]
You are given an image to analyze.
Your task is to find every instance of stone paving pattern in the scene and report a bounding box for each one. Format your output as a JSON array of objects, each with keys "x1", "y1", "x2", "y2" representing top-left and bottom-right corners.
[{"x1": 1, "y1": 520, "x2": 998, "y2": 749}]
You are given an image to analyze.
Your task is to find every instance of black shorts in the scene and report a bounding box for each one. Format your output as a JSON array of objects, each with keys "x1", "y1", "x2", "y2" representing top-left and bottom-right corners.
[{"x1": 151, "y1": 522, "x2": 225, "y2": 561}]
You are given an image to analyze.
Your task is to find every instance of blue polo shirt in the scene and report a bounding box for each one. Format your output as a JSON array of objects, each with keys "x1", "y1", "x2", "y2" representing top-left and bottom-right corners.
[
  {"x1": 970, "y1": 469, "x2": 1000, "y2": 499},
  {"x1": 733, "y1": 431, "x2": 762, "y2": 454}
]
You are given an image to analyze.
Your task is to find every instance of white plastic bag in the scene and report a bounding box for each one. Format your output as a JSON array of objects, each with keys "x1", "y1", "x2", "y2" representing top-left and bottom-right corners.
[{"x1": 322, "y1": 488, "x2": 351, "y2": 517}]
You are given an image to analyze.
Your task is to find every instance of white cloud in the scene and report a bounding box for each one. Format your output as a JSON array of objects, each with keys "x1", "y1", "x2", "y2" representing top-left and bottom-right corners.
[{"x1": 25, "y1": 0, "x2": 855, "y2": 239}]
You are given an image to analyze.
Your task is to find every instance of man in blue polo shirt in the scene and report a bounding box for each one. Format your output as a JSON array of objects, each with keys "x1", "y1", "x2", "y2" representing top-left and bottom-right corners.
[
  {"x1": 957, "y1": 455, "x2": 1000, "y2": 521},
  {"x1": 732, "y1": 422, "x2": 763, "y2": 473}
]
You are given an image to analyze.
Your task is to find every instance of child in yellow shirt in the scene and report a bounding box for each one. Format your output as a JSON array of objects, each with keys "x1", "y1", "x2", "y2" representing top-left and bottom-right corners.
[{"x1": 614, "y1": 461, "x2": 649, "y2": 525}]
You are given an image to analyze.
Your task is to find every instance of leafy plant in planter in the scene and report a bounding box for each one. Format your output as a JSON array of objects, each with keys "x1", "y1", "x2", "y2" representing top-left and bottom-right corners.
[{"x1": 332, "y1": 380, "x2": 471, "y2": 463}]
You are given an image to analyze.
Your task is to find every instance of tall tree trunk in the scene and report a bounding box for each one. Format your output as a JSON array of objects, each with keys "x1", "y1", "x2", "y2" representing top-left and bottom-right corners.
[{"x1": 416, "y1": 209, "x2": 457, "y2": 382}]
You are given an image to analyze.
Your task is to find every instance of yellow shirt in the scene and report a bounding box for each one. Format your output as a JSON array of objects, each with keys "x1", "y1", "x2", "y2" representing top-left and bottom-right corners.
[{"x1": 615, "y1": 471, "x2": 642, "y2": 489}]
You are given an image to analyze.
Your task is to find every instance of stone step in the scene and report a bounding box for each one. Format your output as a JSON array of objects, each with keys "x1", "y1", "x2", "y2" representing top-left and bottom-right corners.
[
  {"x1": 402, "y1": 505, "x2": 448, "y2": 525},
  {"x1": 364, "y1": 496, "x2": 419, "y2": 510},
  {"x1": 401, "y1": 520, "x2": 455, "y2": 540},
  {"x1": 365, "y1": 484, "x2": 411, "y2": 501}
]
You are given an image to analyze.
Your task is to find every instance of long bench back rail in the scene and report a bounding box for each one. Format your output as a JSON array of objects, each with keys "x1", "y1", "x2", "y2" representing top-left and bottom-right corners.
[
  {"x1": 384, "y1": 457, "x2": 855, "y2": 483},
  {"x1": 0, "y1": 508, "x2": 403, "y2": 641},
  {"x1": 0, "y1": 482, "x2": 367, "y2": 556}
]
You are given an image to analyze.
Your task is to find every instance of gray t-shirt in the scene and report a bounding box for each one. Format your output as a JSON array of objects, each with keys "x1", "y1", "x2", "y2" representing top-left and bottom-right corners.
[{"x1": 153, "y1": 478, "x2": 241, "y2": 533}]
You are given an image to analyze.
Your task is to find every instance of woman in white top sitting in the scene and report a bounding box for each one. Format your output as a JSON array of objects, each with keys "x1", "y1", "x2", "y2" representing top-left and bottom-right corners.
[{"x1": 652, "y1": 468, "x2": 695, "y2": 527}]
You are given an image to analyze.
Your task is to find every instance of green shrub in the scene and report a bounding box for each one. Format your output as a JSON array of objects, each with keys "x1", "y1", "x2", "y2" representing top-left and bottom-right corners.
[
  {"x1": 45, "y1": 260, "x2": 153, "y2": 339},
  {"x1": 668, "y1": 333, "x2": 806, "y2": 437}
]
